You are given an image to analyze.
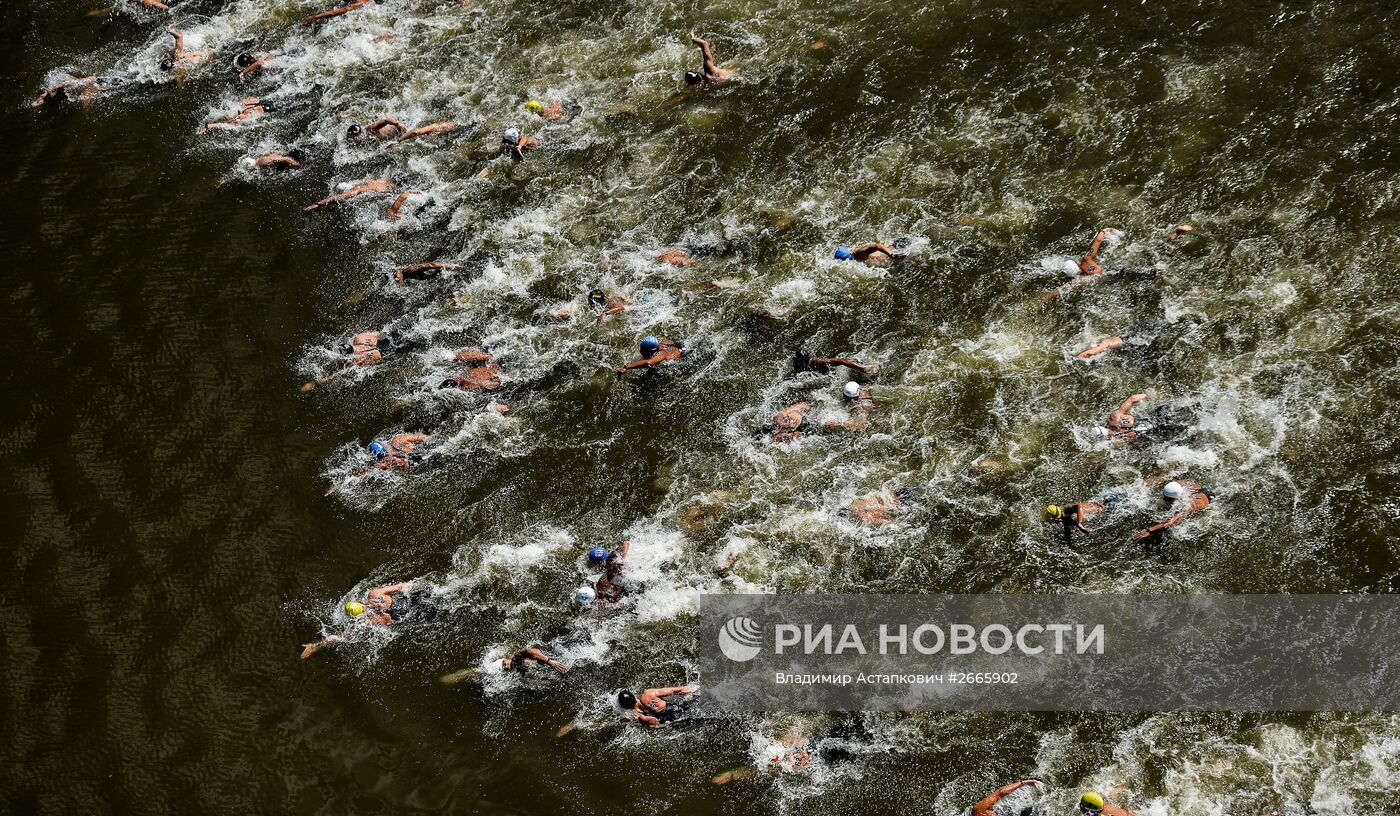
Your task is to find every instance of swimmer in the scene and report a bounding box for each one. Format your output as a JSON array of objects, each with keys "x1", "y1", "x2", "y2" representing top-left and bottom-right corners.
[
  {"x1": 1094, "y1": 393, "x2": 1148, "y2": 443},
  {"x1": 198, "y1": 97, "x2": 269, "y2": 132},
  {"x1": 588, "y1": 289, "x2": 628, "y2": 323},
  {"x1": 972, "y1": 780, "x2": 1045, "y2": 816},
  {"x1": 823, "y1": 381, "x2": 875, "y2": 430},
  {"x1": 235, "y1": 53, "x2": 271, "y2": 83},
  {"x1": 762, "y1": 403, "x2": 812, "y2": 443},
  {"x1": 496, "y1": 646, "x2": 569, "y2": 674},
  {"x1": 249, "y1": 148, "x2": 307, "y2": 171},
  {"x1": 685, "y1": 32, "x2": 734, "y2": 87},
  {"x1": 618, "y1": 683, "x2": 699, "y2": 727},
  {"x1": 594, "y1": 540, "x2": 630, "y2": 603},
  {"x1": 138, "y1": 0, "x2": 170, "y2": 9},
  {"x1": 371, "y1": 433, "x2": 429, "y2": 470},
  {"x1": 615, "y1": 335, "x2": 682, "y2": 377},
  {"x1": 501, "y1": 127, "x2": 540, "y2": 161},
  {"x1": 1044, "y1": 493, "x2": 1124, "y2": 545},
  {"x1": 1132, "y1": 479, "x2": 1213, "y2": 541},
  {"x1": 340, "y1": 329, "x2": 403, "y2": 367},
  {"x1": 161, "y1": 26, "x2": 212, "y2": 73},
  {"x1": 357, "y1": 119, "x2": 406, "y2": 139},
  {"x1": 524, "y1": 99, "x2": 579, "y2": 123},
  {"x1": 439, "y1": 348, "x2": 502, "y2": 390},
  {"x1": 657, "y1": 249, "x2": 696, "y2": 266},
  {"x1": 299, "y1": 580, "x2": 436, "y2": 658},
  {"x1": 386, "y1": 120, "x2": 456, "y2": 148},
  {"x1": 1169, "y1": 224, "x2": 1194, "y2": 239},
  {"x1": 393, "y1": 261, "x2": 460, "y2": 283},
  {"x1": 833, "y1": 243, "x2": 905, "y2": 264},
  {"x1": 842, "y1": 486, "x2": 924, "y2": 525},
  {"x1": 384, "y1": 190, "x2": 422, "y2": 220},
  {"x1": 304, "y1": 178, "x2": 394, "y2": 211},
  {"x1": 1076, "y1": 321, "x2": 1167, "y2": 360},
  {"x1": 1077, "y1": 228, "x2": 1117, "y2": 276},
  {"x1": 302, "y1": 0, "x2": 373, "y2": 25},
  {"x1": 32, "y1": 76, "x2": 102, "y2": 107},
  {"x1": 1077, "y1": 791, "x2": 1134, "y2": 816},
  {"x1": 792, "y1": 348, "x2": 876, "y2": 376}
]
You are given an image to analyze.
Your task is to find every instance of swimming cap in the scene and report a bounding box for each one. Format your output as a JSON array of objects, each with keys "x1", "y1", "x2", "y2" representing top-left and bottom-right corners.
[
  {"x1": 834, "y1": 246, "x2": 854, "y2": 261},
  {"x1": 574, "y1": 585, "x2": 596, "y2": 604},
  {"x1": 347, "y1": 124, "x2": 362, "y2": 137},
  {"x1": 1092, "y1": 426, "x2": 1110, "y2": 440},
  {"x1": 1079, "y1": 792, "x2": 1105, "y2": 813},
  {"x1": 493, "y1": 658, "x2": 508, "y2": 671},
  {"x1": 842, "y1": 381, "x2": 861, "y2": 399},
  {"x1": 439, "y1": 378, "x2": 458, "y2": 389},
  {"x1": 617, "y1": 689, "x2": 637, "y2": 708},
  {"x1": 369, "y1": 441, "x2": 388, "y2": 457},
  {"x1": 159, "y1": 58, "x2": 176, "y2": 72},
  {"x1": 235, "y1": 53, "x2": 255, "y2": 68},
  {"x1": 588, "y1": 289, "x2": 606, "y2": 304},
  {"x1": 639, "y1": 336, "x2": 660, "y2": 356},
  {"x1": 684, "y1": 71, "x2": 703, "y2": 85},
  {"x1": 525, "y1": 99, "x2": 543, "y2": 113},
  {"x1": 1045, "y1": 504, "x2": 1063, "y2": 521},
  {"x1": 345, "y1": 600, "x2": 365, "y2": 617},
  {"x1": 241, "y1": 157, "x2": 257, "y2": 170},
  {"x1": 1163, "y1": 481, "x2": 1185, "y2": 500},
  {"x1": 588, "y1": 546, "x2": 610, "y2": 564},
  {"x1": 502, "y1": 128, "x2": 521, "y2": 145},
  {"x1": 335, "y1": 181, "x2": 352, "y2": 193}
]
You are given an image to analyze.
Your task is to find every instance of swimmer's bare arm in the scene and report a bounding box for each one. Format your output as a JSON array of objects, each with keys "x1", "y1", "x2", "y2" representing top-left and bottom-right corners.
[
  {"x1": 167, "y1": 26, "x2": 185, "y2": 59},
  {"x1": 854, "y1": 242, "x2": 906, "y2": 260},
  {"x1": 649, "y1": 684, "x2": 697, "y2": 697},
  {"x1": 1109, "y1": 393, "x2": 1147, "y2": 425},
  {"x1": 1078, "y1": 229, "x2": 1107, "y2": 275},
  {"x1": 595, "y1": 300, "x2": 628, "y2": 323},
  {"x1": 521, "y1": 647, "x2": 569, "y2": 673},
  {"x1": 1076, "y1": 336, "x2": 1124, "y2": 359},
  {"x1": 972, "y1": 780, "x2": 1042, "y2": 816},
  {"x1": 302, "y1": 0, "x2": 368, "y2": 24},
  {"x1": 616, "y1": 355, "x2": 666, "y2": 375},
  {"x1": 240, "y1": 56, "x2": 271, "y2": 83},
  {"x1": 815, "y1": 356, "x2": 873, "y2": 373},
  {"x1": 367, "y1": 118, "x2": 407, "y2": 137},
  {"x1": 257, "y1": 154, "x2": 301, "y2": 169},
  {"x1": 385, "y1": 191, "x2": 419, "y2": 220},
  {"x1": 142, "y1": 0, "x2": 170, "y2": 9},
  {"x1": 394, "y1": 261, "x2": 460, "y2": 282},
  {"x1": 388, "y1": 121, "x2": 456, "y2": 146},
  {"x1": 635, "y1": 712, "x2": 662, "y2": 727},
  {"x1": 690, "y1": 33, "x2": 720, "y2": 75},
  {"x1": 1102, "y1": 804, "x2": 1132, "y2": 816}
]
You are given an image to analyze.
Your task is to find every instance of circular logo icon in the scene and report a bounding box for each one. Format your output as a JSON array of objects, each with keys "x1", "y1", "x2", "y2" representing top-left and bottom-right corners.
[{"x1": 717, "y1": 616, "x2": 763, "y2": 662}]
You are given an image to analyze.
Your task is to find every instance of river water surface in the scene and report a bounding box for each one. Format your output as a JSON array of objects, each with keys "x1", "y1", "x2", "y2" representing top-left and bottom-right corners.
[{"x1": 4, "y1": 0, "x2": 1400, "y2": 813}]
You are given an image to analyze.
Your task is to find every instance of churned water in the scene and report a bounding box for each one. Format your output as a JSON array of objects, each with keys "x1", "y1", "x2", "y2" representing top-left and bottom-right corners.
[{"x1": 4, "y1": 0, "x2": 1400, "y2": 813}]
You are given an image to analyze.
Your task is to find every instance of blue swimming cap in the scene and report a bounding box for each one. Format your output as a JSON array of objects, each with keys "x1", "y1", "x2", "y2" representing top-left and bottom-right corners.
[
  {"x1": 834, "y1": 246, "x2": 854, "y2": 261},
  {"x1": 369, "y1": 441, "x2": 388, "y2": 457},
  {"x1": 640, "y1": 336, "x2": 660, "y2": 355},
  {"x1": 588, "y1": 546, "x2": 610, "y2": 564}
]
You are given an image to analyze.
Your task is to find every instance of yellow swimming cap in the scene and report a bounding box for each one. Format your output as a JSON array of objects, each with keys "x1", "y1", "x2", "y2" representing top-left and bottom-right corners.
[
  {"x1": 524, "y1": 100, "x2": 543, "y2": 113},
  {"x1": 1045, "y1": 504, "x2": 1063, "y2": 520},
  {"x1": 1079, "y1": 792, "x2": 1105, "y2": 813},
  {"x1": 345, "y1": 601, "x2": 365, "y2": 617}
]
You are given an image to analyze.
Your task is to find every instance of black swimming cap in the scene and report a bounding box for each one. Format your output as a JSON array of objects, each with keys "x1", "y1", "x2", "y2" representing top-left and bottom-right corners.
[
  {"x1": 235, "y1": 53, "x2": 255, "y2": 69},
  {"x1": 439, "y1": 378, "x2": 458, "y2": 389},
  {"x1": 617, "y1": 690, "x2": 637, "y2": 709},
  {"x1": 588, "y1": 289, "x2": 606, "y2": 303},
  {"x1": 258, "y1": 98, "x2": 276, "y2": 112},
  {"x1": 160, "y1": 58, "x2": 176, "y2": 72},
  {"x1": 287, "y1": 148, "x2": 308, "y2": 163},
  {"x1": 347, "y1": 124, "x2": 362, "y2": 137},
  {"x1": 684, "y1": 71, "x2": 703, "y2": 86}
]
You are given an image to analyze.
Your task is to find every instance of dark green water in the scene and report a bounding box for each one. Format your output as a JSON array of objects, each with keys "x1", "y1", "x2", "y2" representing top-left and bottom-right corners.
[{"x1": 4, "y1": 0, "x2": 1400, "y2": 813}]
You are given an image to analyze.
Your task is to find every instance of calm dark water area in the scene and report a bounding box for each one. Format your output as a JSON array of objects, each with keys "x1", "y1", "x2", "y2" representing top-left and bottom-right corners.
[{"x1": 4, "y1": 0, "x2": 1400, "y2": 813}]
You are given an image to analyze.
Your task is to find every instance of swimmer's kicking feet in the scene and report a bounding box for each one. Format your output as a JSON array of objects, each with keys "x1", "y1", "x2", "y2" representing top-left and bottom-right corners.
[
  {"x1": 302, "y1": 0, "x2": 373, "y2": 25},
  {"x1": 615, "y1": 335, "x2": 682, "y2": 377},
  {"x1": 394, "y1": 261, "x2": 460, "y2": 283},
  {"x1": 304, "y1": 178, "x2": 394, "y2": 211},
  {"x1": 833, "y1": 243, "x2": 905, "y2": 264},
  {"x1": 686, "y1": 32, "x2": 734, "y2": 87},
  {"x1": 618, "y1": 684, "x2": 699, "y2": 727}
]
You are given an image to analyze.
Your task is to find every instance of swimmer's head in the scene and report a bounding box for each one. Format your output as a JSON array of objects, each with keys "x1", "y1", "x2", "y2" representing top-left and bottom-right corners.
[
  {"x1": 1079, "y1": 792, "x2": 1105, "y2": 814},
  {"x1": 639, "y1": 336, "x2": 661, "y2": 357},
  {"x1": 1092, "y1": 426, "x2": 1110, "y2": 441},
  {"x1": 684, "y1": 71, "x2": 703, "y2": 86},
  {"x1": 344, "y1": 600, "x2": 365, "y2": 617},
  {"x1": 258, "y1": 98, "x2": 275, "y2": 112},
  {"x1": 1044, "y1": 504, "x2": 1064, "y2": 521},
  {"x1": 159, "y1": 58, "x2": 176, "y2": 72},
  {"x1": 439, "y1": 378, "x2": 458, "y2": 390},
  {"x1": 369, "y1": 441, "x2": 388, "y2": 458},
  {"x1": 240, "y1": 157, "x2": 257, "y2": 171},
  {"x1": 617, "y1": 689, "x2": 637, "y2": 709},
  {"x1": 502, "y1": 128, "x2": 521, "y2": 145},
  {"x1": 588, "y1": 289, "x2": 606, "y2": 305},
  {"x1": 834, "y1": 246, "x2": 854, "y2": 261},
  {"x1": 574, "y1": 585, "x2": 596, "y2": 605},
  {"x1": 493, "y1": 658, "x2": 509, "y2": 671},
  {"x1": 346, "y1": 124, "x2": 363, "y2": 138},
  {"x1": 1162, "y1": 481, "x2": 1185, "y2": 501},
  {"x1": 842, "y1": 381, "x2": 861, "y2": 399},
  {"x1": 524, "y1": 99, "x2": 543, "y2": 113},
  {"x1": 235, "y1": 53, "x2": 256, "y2": 69},
  {"x1": 587, "y1": 546, "x2": 610, "y2": 565},
  {"x1": 287, "y1": 147, "x2": 308, "y2": 164},
  {"x1": 793, "y1": 348, "x2": 811, "y2": 369},
  {"x1": 335, "y1": 181, "x2": 352, "y2": 193}
]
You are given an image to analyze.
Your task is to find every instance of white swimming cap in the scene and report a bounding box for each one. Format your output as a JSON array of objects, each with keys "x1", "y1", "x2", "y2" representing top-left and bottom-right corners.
[
  {"x1": 1092, "y1": 426, "x2": 1110, "y2": 440},
  {"x1": 574, "y1": 585, "x2": 596, "y2": 604},
  {"x1": 1062, "y1": 259, "x2": 1081, "y2": 278},
  {"x1": 842, "y1": 381, "x2": 861, "y2": 399},
  {"x1": 503, "y1": 128, "x2": 520, "y2": 145},
  {"x1": 334, "y1": 181, "x2": 352, "y2": 193},
  {"x1": 240, "y1": 157, "x2": 257, "y2": 170},
  {"x1": 493, "y1": 658, "x2": 508, "y2": 671},
  {"x1": 1163, "y1": 481, "x2": 1185, "y2": 500}
]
